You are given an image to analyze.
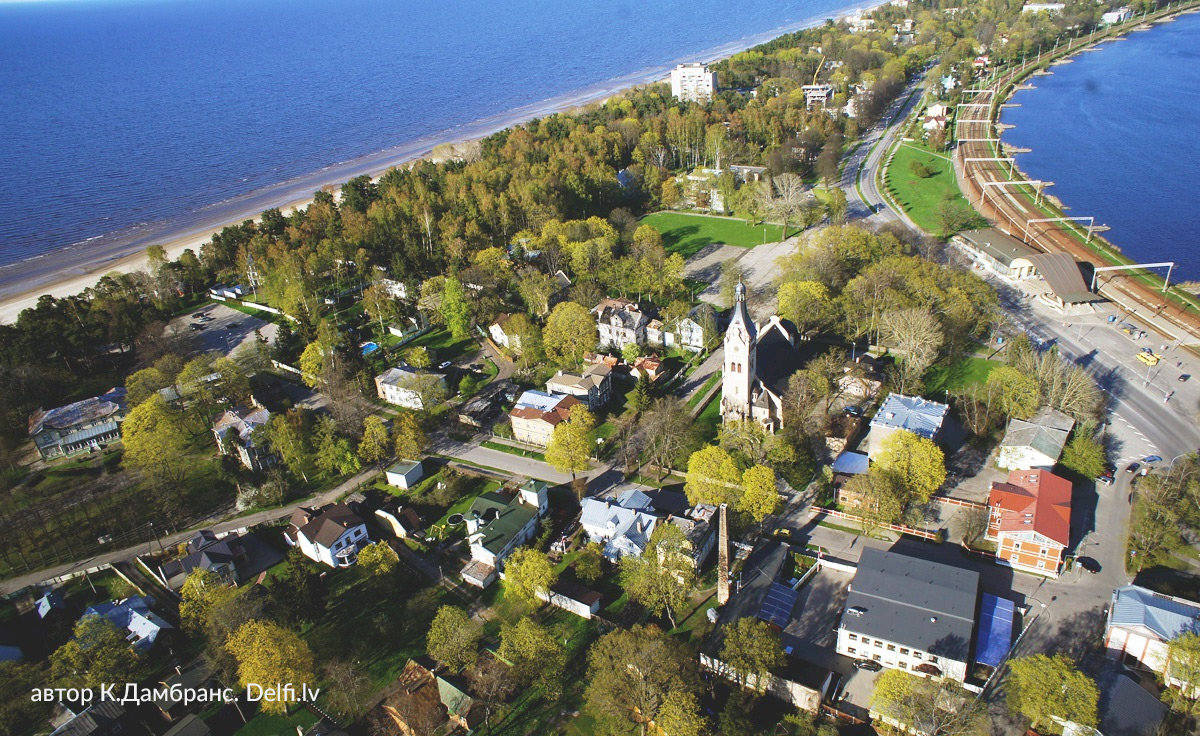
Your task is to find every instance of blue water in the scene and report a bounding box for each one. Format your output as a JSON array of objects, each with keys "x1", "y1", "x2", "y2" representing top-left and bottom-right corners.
[
  {"x1": 0, "y1": 0, "x2": 863, "y2": 278},
  {"x1": 1001, "y1": 13, "x2": 1200, "y2": 281}
]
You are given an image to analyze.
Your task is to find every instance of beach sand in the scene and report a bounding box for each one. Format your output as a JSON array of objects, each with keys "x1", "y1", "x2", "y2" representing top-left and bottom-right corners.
[{"x1": 0, "y1": 1, "x2": 882, "y2": 325}]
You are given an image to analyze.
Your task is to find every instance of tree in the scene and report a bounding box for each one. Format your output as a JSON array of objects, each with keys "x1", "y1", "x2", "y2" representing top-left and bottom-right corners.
[
  {"x1": 719, "y1": 259, "x2": 747, "y2": 307},
  {"x1": 637, "y1": 397, "x2": 693, "y2": 476},
  {"x1": 720, "y1": 617, "x2": 784, "y2": 691},
  {"x1": 0, "y1": 661, "x2": 52, "y2": 736},
  {"x1": 315, "y1": 416, "x2": 360, "y2": 476},
  {"x1": 630, "y1": 373, "x2": 653, "y2": 412},
  {"x1": 322, "y1": 659, "x2": 372, "y2": 720},
  {"x1": 503, "y1": 547, "x2": 557, "y2": 605},
  {"x1": 656, "y1": 691, "x2": 707, "y2": 736},
  {"x1": 498, "y1": 618, "x2": 566, "y2": 697},
  {"x1": 441, "y1": 275, "x2": 472, "y2": 338},
  {"x1": 225, "y1": 620, "x2": 316, "y2": 715},
  {"x1": 986, "y1": 365, "x2": 1040, "y2": 420},
  {"x1": 426, "y1": 606, "x2": 482, "y2": 672},
  {"x1": 179, "y1": 568, "x2": 234, "y2": 634},
  {"x1": 356, "y1": 541, "x2": 399, "y2": 577},
  {"x1": 121, "y1": 394, "x2": 189, "y2": 487},
  {"x1": 264, "y1": 410, "x2": 316, "y2": 482},
  {"x1": 297, "y1": 341, "x2": 328, "y2": 389},
  {"x1": 1007, "y1": 654, "x2": 1099, "y2": 731},
  {"x1": 393, "y1": 413, "x2": 427, "y2": 460},
  {"x1": 358, "y1": 415, "x2": 391, "y2": 467},
  {"x1": 50, "y1": 616, "x2": 141, "y2": 688},
  {"x1": 1059, "y1": 430, "x2": 1106, "y2": 480},
  {"x1": 467, "y1": 656, "x2": 515, "y2": 729},
  {"x1": 843, "y1": 472, "x2": 905, "y2": 535},
  {"x1": 585, "y1": 625, "x2": 698, "y2": 735},
  {"x1": 404, "y1": 345, "x2": 433, "y2": 369},
  {"x1": 543, "y1": 301, "x2": 597, "y2": 367},
  {"x1": 875, "y1": 430, "x2": 946, "y2": 504},
  {"x1": 546, "y1": 404, "x2": 595, "y2": 481},
  {"x1": 621, "y1": 341, "x2": 641, "y2": 365},
  {"x1": 777, "y1": 280, "x2": 832, "y2": 336},
  {"x1": 1164, "y1": 632, "x2": 1200, "y2": 718},
  {"x1": 827, "y1": 187, "x2": 849, "y2": 224},
  {"x1": 880, "y1": 307, "x2": 943, "y2": 394},
  {"x1": 871, "y1": 670, "x2": 990, "y2": 736},
  {"x1": 575, "y1": 542, "x2": 604, "y2": 582},
  {"x1": 760, "y1": 173, "x2": 811, "y2": 238},
  {"x1": 934, "y1": 199, "x2": 979, "y2": 238},
  {"x1": 125, "y1": 366, "x2": 170, "y2": 406},
  {"x1": 684, "y1": 446, "x2": 742, "y2": 507},
  {"x1": 620, "y1": 524, "x2": 696, "y2": 628},
  {"x1": 268, "y1": 549, "x2": 325, "y2": 625},
  {"x1": 741, "y1": 468, "x2": 788, "y2": 533}
]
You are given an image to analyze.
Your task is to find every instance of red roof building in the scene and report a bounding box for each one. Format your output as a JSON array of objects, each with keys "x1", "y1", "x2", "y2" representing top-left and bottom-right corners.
[{"x1": 985, "y1": 469, "x2": 1072, "y2": 577}]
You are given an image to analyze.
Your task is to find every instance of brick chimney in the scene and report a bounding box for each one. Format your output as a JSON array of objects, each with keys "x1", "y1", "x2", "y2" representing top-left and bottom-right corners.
[{"x1": 717, "y1": 503, "x2": 730, "y2": 605}]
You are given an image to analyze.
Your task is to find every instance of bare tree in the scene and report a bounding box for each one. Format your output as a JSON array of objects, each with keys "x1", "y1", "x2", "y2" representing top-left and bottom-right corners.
[
  {"x1": 758, "y1": 173, "x2": 812, "y2": 238},
  {"x1": 880, "y1": 307, "x2": 943, "y2": 394},
  {"x1": 637, "y1": 398, "x2": 694, "y2": 478}
]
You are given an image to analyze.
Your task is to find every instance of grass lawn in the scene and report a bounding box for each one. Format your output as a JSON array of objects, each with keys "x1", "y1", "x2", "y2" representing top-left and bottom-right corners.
[
  {"x1": 923, "y1": 356, "x2": 1002, "y2": 394},
  {"x1": 404, "y1": 327, "x2": 478, "y2": 362},
  {"x1": 640, "y1": 211, "x2": 785, "y2": 257},
  {"x1": 884, "y1": 141, "x2": 973, "y2": 235},
  {"x1": 233, "y1": 708, "x2": 319, "y2": 736},
  {"x1": 692, "y1": 393, "x2": 723, "y2": 445},
  {"x1": 481, "y1": 440, "x2": 547, "y2": 462},
  {"x1": 686, "y1": 372, "x2": 722, "y2": 409}
]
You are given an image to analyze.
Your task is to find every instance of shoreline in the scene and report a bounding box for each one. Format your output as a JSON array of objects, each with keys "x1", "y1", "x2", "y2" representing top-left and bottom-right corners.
[{"x1": 0, "y1": 0, "x2": 884, "y2": 325}]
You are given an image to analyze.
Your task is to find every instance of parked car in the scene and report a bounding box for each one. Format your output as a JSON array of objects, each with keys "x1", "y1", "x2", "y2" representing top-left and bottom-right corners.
[
  {"x1": 1126, "y1": 462, "x2": 1141, "y2": 474},
  {"x1": 1076, "y1": 556, "x2": 1101, "y2": 574},
  {"x1": 1097, "y1": 470, "x2": 1115, "y2": 486},
  {"x1": 853, "y1": 659, "x2": 883, "y2": 672},
  {"x1": 1143, "y1": 455, "x2": 1163, "y2": 464},
  {"x1": 439, "y1": 361, "x2": 453, "y2": 369},
  {"x1": 190, "y1": 324, "x2": 203, "y2": 332},
  {"x1": 1180, "y1": 374, "x2": 1191, "y2": 382},
  {"x1": 844, "y1": 405, "x2": 864, "y2": 417}
]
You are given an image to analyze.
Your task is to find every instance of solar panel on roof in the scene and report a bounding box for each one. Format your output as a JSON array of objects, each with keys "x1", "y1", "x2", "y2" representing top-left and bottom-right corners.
[
  {"x1": 757, "y1": 581, "x2": 799, "y2": 629},
  {"x1": 974, "y1": 593, "x2": 1015, "y2": 668}
]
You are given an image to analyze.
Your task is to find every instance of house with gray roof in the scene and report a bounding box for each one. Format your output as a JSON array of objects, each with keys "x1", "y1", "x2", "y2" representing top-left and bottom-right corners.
[
  {"x1": 1106, "y1": 585, "x2": 1200, "y2": 688},
  {"x1": 546, "y1": 363, "x2": 612, "y2": 409},
  {"x1": 835, "y1": 548, "x2": 980, "y2": 682},
  {"x1": 460, "y1": 480, "x2": 549, "y2": 588},
  {"x1": 997, "y1": 408, "x2": 1075, "y2": 471},
  {"x1": 866, "y1": 393, "x2": 950, "y2": 459},
  {"x1": 212, "y1": 406, "x2": 274, "y2": 471},
  {"x1": 953, "y1": 229, "x2": 1040, "y2": 281},
  {"x1": 593, "y1": 297, "x2": 649, "y2": 350},
  {"x1": 579, "y1": 496, "x2": 658, "y2": 562},
  {"x1": 28, "y1": 388, "x2": 127, "y2": 460},
  {"x1": 81, "y1": 596, "x2": 172, "y2": 652},
  {"x1": 156, "y1": 530, "x2": 249, "y2": 589}
]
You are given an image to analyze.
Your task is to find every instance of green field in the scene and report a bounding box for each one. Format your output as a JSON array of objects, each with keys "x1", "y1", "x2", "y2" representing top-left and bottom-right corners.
[
  {"x1": 641, "y1": 212, "x2": 785, "y2": 257},
  {"x1": 884, "y1": 142, "x2": 975, "y2": 235},
  {"x1": 923, "y1": 356, "x2": 1002, "y2": 394}
]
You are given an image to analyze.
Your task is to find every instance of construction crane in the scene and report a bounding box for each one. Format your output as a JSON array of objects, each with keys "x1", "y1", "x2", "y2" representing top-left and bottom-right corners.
[{"x1": 812, "y1": 55, "x2": 825, "y2": 86}]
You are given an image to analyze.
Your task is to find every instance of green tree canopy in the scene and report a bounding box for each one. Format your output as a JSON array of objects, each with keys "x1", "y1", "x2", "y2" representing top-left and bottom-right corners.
[
  {"x1": 225, "y1": 620, "x2": 316, "y2": 715},
  {"x1": 1007, "y1": 654, "x2": 1099, "y2": 731},
  {"x1": 619, "y1": 523, "x2": 696, "y2": 628},
  {"x1": 871, "y1": 669, "x2": 989, "y2": 736},
  {"x1": 497, "y1": 617, "x2": 566, "y2": 697},
  {"x1": 121, "y1": 394, "x2": 189, "y2": 486},
  {"x1": 50, "y1": 616, "x2": 141, "y2": 688},
  {"x1": 503, "y1": 547, "x2": 558, "y2": 605},
  {"x1": 739, "y1": 464, "x2": 779, "y2": 523},
  {"x1": 543, "y1": 301, "x2": 598, "y2": 367},
  {"x1": 684, "y1": 445, "x2": 742, "y2": 507},
  {"x1": 720, "y1": 617, "x2": 784, "y2": 691},
  {"x1": 545, "y1": 404, "x2": 595, "y2": 481},
  {"x1": 584, "y1": 625, "x2": 698, "y2": 734},
  {"x1": 426, "y1": 606, "x2": 482, "y2": 672},
  {"x1": 875, "y1": 430, "x2": 946, "y2": 504},
  {"x1": 357, "y1": 414, "x2": 391, "y2": 467}
]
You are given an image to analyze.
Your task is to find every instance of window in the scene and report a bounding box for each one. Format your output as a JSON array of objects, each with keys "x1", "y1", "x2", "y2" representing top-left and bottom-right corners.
[
  {"x1": 847, "y1": 647, "x2": 856, "y2": 654},
  {"x1": 873, "y1": 654, "x2": 882, "y2": 661},
  {"x1": 887, "y1": 644, "x2": 896, "y2": 652},
  {"x1": 1037, "y1": 559, "x2": 1046, "y2": 569},
  {"x1": 912, "y1": 652, "x2": 922, "y2": 660},
  {"x1": 874, "y1": 640, "x2": 883, "y2": 647},
  {"x1": 929, "y1": 656, "x2": 939, "y2": 664},
  {"x1": 1013, "y1": 541, "x2": 1021, "y2": 550},
  {"x1": 899, "y1": 662, "x2": 907, "y2": 669},
  {"x1": 848, "y1": 633, "x2": 858, "y2": 641},
  {"x1": 1041, "y1": 547, "x2": 1049, "y2": 556},
  {"x1": 900, "y1": 648, "x2": 910, "y2": 655}
]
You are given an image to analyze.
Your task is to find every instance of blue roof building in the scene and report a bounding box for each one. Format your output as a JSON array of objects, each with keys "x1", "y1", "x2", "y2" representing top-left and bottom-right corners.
[
  {"x1": 81, "y1": 597, "x2": 172, "y2": 652},
  {"x1": 867, "y1": 393, "x2": 949, "y2": 459},
  {"x1": 1105, "y1": 585, "x2": 1200, "y2": 683}
]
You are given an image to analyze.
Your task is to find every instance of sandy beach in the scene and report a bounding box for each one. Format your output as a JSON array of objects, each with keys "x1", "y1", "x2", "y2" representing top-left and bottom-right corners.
[{"x1": 0, "y1": 0, "x2": 882, "y2": 326}]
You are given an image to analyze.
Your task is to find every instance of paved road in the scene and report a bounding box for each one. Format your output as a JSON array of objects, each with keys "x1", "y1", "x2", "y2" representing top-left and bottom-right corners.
[
  {"x1": 434, "y1": 437, "x2": 575, "y2": 484},
  {"x1": 0, "y1": 464, "x2": 379, "y2": 596}
]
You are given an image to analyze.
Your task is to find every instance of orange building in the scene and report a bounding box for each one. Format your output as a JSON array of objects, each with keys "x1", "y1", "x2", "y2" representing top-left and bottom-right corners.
[{"x1": 985, "y1": 469, "x2": 1072, "y2": 576}]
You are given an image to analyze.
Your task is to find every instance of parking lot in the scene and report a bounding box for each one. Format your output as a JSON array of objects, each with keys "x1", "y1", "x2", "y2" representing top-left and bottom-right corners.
[{"x1": 170, "y1": 302, "x2": 278, "y2": 358}]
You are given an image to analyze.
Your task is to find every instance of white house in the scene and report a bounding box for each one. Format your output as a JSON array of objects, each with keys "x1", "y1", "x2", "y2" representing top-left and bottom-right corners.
[
  {"x1": 545, "y1": 363, "x2": 612, "y2": 409},
  {"x1": 593, "y1": 297, "x2": 649, "y2": 350},
  {"x1": 1021, "y1": 2, "x2": 1065, "y2": 12},
  {"x1": 997, "y1": 408, "x2": 1075, "y2": 470},
  {"x1": 488, "y1": 313, "x2": 523, "y2": 352},
  {"x1": 460, "y1": 481, "x2": 549, "y2": 588},
  {"x1": 670, "y1": 62, "x2": 717, "y2": 102},
  {"x1": 385, "y1": 459, "x2": 424, "y2": 490},
  {"x1": 866, "y1": 393, "x2": 949, "y2": 459},
  {"x1": 1106, "y1": 585, "x2": 1200, "y2": 690},
  {"x1": 375, "y1": 502, "x2": 423, "y2": 539},
  {"x1": 509, "y1": 390, "x2": 581, "y2": 447},
  {"x1": 801, "y1": 84, "x2": 836, "y2": 109},
  {"x1": 835, "y1": 549, "x2": 980, "y2": 683},
  {"x1": 284, "y1": 504, "x2": 369, "y2": 568},
  {"x1": 1102, "y1": 6, "x2": 1133, "y2": 24},
  {"x1": 375, "y1": 366, "x2": 446, "y2": 410},
  {"x1": 579, "y1": 494, "x2": 659, "y2": 562},
  {"x1": 212, "y1": 406, "x2": 274, "y2": 471}
]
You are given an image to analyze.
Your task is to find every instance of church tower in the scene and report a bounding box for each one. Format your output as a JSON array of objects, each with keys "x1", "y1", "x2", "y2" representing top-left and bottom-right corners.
[{"x1": 720, "y1": 281, "x2": 757, "y2": 421}]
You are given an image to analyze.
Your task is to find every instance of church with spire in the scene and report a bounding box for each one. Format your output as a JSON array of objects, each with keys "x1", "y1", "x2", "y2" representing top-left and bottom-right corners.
[{"x1": 720, "y1": 281, "x2": 803, "y2": 432}]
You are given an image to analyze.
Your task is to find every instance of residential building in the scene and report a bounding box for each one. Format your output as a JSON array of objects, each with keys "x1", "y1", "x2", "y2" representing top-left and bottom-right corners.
[
  {"x1": 997, "y1": 408, "x2": 1075, "y2": 470},
  {"x1": 835, "y1": 548, "x2": 980, "y2": 682},
  {"x1": 579, "y1": 496, "x2": 659, "y2": 562},
  {"x1": 384, "y1": 459, "x2": 424, "y2": 490},
  {"x1": 156, "y1": 530, "x2": 249, "y2": 589},
  {"x1": 537, "y1": 580, "x2": 603, "y2": 619},
  {"x1": 284, "y1": 504, "x2": 369, "y2": 568},
  {"x1": 509, "y1": 390, "x2": 581, "y2": 447},
  {"x1": 375, "y1": 502, "x2": 423, "y2": 539},
  {"x1": 212, "y1": 406, "x2": 274, "y2": 471},
  {"x1": 1022, "y1": 2, "x2": 1066, "y2": 12},
  {"x1": 460, "y1": 480, "x2": 549, "y2": 587},
  {"x1": 488, "y1": 313, "x2": 523, "y2": 352},
  {"x1": 801, "y1": 84, "x2": 836, "y2": 109},
  {"x1": 1106, "y1": 585, "x2": 1200, "y2": 688},
  {"x1": 376, "y1": 277, "x2": 408, "y2": 300},
  {"x1": 675, "y1": 308, "x2": 710, "y2": 352},
  {"x1": 632, "y1": 355, "x2": 667, "y2": 382},
  {"x1": 49, "y1": 701, "x2": 130, "y2": 736},
  {"x1": 729, "y1": 165, "x2": 768, "y2": 183},
  {"x1": 721, "y1": 282, "x2": 805, "y2": 432},
  {"x1": 866, "y1": 393, "x2": 949, "y2": 459},
  {"x1": 545, "y1": 363, "x2": 612, "y2": 409},
  {"x1": 151, "y1": 659, "x2": 216, "y2": 722},
  {"x1": 162, "y1": 715, "x2": 210, "y2": 736},
  {"x1": 922, "y1": 113, "x2": 948, "y2": 133},
  {"x1": 847, "y1": 16, "x2": 875, "y2": 32},
  {"x1": 380, "y1": 659, "x2": 483, "y2": 735},
  {"x1": 375, "y1": 366, "x2": 446, "y2": 410},
  {"x1": 952, "y1": 229, "x2": 1041, "y2": 281},
  {"x1": 29, "y1": 388, "x2": 127, "y2": 459},
  {"x1": 670, "y1": 62, "x2": 717, "y2": 102},
  {"x1": 593, "y1": 297, "x2": 649, "y2": 350},
  {"x1": 81, "y1": 597, "x2": 172, "y2": 652},
  {"x1": 667, "y1": 514, "x2": 715, "y2": 568},
  {"x1": 986, "y1": 469, "x2": 1072, "y2": 576},
  {"x1": 1102, "y1": 6, "x2": 1133, "y2": 24},
  {"x1": 645, "y1": 319, "x2": 673, "y2": 350}
]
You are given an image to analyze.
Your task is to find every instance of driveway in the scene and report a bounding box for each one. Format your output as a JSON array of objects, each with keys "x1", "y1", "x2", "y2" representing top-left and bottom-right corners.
[{"x1": 170, "y1": 302, "x2": 278, "y2": 358}]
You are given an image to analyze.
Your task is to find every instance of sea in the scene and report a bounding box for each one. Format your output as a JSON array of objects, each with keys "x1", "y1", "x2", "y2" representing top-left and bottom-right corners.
[
  {"x1": 1000, "y1": 12, "x2": 1200, "y2": 282},
  {"x1": 0, "y1": 0, "x2": 869, "y2": 286}
]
